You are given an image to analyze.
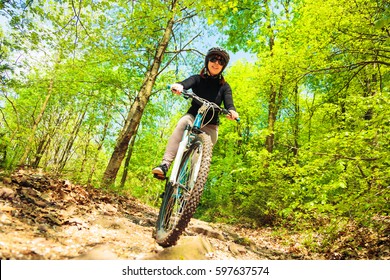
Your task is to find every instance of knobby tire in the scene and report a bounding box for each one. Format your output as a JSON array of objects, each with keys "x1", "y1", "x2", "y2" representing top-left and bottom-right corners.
[{"x1": 155, "y1": 133, "x2": 212, "y2": 247}]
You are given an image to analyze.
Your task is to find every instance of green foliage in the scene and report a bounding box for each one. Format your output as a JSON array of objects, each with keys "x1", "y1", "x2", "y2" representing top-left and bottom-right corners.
[
  {"x1": 195, "y1": 0, "x2": 389, "y2": 256},
  {"x1": 1, "y1": 0, "x2": 389, "y2": 257}
]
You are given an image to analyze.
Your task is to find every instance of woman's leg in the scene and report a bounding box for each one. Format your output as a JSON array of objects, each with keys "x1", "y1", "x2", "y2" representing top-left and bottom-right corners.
[
  {"x1": 153, "y1": 115, "x2": 219, "y2": 179},
  {"x1": 161, "y1": 114, "x2": 194, "y2": 167}
]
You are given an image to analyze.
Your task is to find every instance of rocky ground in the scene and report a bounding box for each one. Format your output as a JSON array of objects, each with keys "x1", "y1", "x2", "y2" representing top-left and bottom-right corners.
[{"x1": 0, "y1": 169, "x2": 388, "y2": 260}]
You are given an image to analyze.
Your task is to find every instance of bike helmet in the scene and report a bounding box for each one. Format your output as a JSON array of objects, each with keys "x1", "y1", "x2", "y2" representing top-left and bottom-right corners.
[{"x1": 205, "y1": 47, "x2": 230, "y2": 71}]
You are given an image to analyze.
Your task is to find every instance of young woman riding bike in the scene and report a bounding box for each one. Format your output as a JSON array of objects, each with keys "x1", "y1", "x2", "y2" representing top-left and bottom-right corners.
[{"x1": 152, "y1": 46, "x2": 239, "y2": 179}]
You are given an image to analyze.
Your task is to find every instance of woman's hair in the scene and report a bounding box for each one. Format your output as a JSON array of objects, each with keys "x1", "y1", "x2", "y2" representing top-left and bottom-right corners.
[{"x1": 199, "y1": 67, "x2": 226, "y2": 85}]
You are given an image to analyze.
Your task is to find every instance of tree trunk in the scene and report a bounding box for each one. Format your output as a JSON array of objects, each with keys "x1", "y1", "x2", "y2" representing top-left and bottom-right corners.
[
  {"x1": 120, "y1": 127, "x2": 138, "y2": 188},
  {"x1": 292, "y1": 84, "x2": 300, "y2": 157},
  {"x1": 264, "y1": 1, "x2": 276, "y2": 153},
  {"x1": 19, "y1": 79, "x2": 53, "y2": 165},
  {"x1": 102, "y1": 15, "x2": 176, "y2": 187},
  {"x1": 265, "y1": 84, "x2": 277, "y2": 153},
  {"x1": 58, "y1": 105, "x2": 87, "y2": 171},
  {"x1": 88, "y1": 118, "x2": 110, "y2": 184},
  {"x1": 32, "y1": 132, "x2": 52, "y2": 168}
]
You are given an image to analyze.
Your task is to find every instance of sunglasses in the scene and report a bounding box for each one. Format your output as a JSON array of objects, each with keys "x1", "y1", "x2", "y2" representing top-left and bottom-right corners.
[{"x1": 209, "y1": 56, "x2": 226, "y2": 66}]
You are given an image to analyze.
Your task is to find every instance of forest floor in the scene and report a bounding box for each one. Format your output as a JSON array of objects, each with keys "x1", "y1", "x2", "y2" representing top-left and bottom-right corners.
[{"x1": 0, "y1": 169, "x2": 388, "y2": 260}]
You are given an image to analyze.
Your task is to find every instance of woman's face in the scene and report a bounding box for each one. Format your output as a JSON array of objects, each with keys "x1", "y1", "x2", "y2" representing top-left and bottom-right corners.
[{"x1": 207, "y1": 55, "x2": 225, "y2": 76}]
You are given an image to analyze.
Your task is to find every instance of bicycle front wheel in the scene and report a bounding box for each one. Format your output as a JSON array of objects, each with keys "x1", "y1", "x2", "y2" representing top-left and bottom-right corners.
[{"x1": 155, "y1": 133, "x2": 212, "y2": 247}]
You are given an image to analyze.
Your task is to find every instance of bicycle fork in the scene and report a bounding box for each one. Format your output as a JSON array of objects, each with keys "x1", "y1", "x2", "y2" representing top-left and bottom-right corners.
[{"x1": 169, "y1": 124, "x2": 191, "y2": 185}]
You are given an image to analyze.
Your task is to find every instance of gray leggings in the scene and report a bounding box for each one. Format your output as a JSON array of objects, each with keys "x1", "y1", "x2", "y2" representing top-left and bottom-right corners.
[{"x1": 162, "y1": 114, "x2": 218, "y2": 167}]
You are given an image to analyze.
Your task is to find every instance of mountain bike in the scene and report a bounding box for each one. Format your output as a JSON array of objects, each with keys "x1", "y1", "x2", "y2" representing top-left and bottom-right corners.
[{"x1": 154, "y1": 86, "x2": 238, "y2": 247}]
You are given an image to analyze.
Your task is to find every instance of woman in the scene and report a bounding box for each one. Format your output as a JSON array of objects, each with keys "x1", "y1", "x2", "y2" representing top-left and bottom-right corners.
[{"x1": 152, "y1": 46, "x2": 239, "y2": 179}]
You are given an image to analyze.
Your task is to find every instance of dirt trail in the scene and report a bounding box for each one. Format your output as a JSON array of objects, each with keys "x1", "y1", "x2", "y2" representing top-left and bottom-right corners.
[
  {"x1": 0, "y1": 169, "x2": 294, "y2": 260},
  {"x1": 0, "y1": 169, "x2": 387, "y2": 260}
]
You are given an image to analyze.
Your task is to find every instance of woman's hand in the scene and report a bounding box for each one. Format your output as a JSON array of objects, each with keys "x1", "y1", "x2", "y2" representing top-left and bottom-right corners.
[
  {"x1": 171, "y1": 83, "x2": 183, "y2": 95},
  {"x1": 227, "y1": 110, "x2": 239, "y2": 121}
]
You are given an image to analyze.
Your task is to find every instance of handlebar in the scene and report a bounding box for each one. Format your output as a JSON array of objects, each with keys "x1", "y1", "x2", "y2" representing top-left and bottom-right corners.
[{"x1": 167, "y1": 85, "x2": 240, "y2": 122}]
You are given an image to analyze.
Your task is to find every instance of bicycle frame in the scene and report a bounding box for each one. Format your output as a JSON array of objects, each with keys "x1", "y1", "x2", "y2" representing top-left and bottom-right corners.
[
  {"x1": 166, "y1": 86, "x2": 236, "y2": 186},
  {"x1": 168, "y1": 126, "x2": 190, "y2": 186},
  {"x1": 169, "y1": 90, "x2": 222, "y2": 186},
  {"x1": 168, "y1": 106, "x2": 206, "y2": 186}
]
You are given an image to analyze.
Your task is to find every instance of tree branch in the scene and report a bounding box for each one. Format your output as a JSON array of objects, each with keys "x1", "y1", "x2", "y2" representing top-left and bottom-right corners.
[
  {"x1": 157, "y1": 32, "x2": 202, "y2": 75},
  {"x1": 314, "y1": 152, "x2": 379, "y2": 161},
  {"x1": 302, "y1": 60, "x2": 390, "y2": 77}
]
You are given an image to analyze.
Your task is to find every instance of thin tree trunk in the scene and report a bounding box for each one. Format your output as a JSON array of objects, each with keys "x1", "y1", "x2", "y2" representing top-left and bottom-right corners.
[
  {"x1": 58, "y1": 105, "x2": 87, "y2": 171},
  {"x1": 32, "y1": 132, "x2": 52, "y2": 168},
  {"x1": 80, "y1": 137, "x2": 91, "y2": 174},
  {"x1": 119, "y1": 135, "x2": 135, "y2": 188},
  {"x1": 292, "y1": 84, "x2": 300, "y2": 157},
  {"x1": 88, "y1": 118, "x2": 110, "y2": 184},
  {"x1": 19, "y1": 79, "x2": 53, "y2": 165},
  {"x1": 44, "y1": 113, "x2": 68, "y2": 170},
  {"x1": 264, "y1": 1, "x2": 276, "y2": 153},
  {"x1": 120, "y1": 123, "x2": 139, "y2": 188},
  {"x1": 102, "y1": 13, "x2": 176, "y2": 187},
  {"x1": 265, "y1": 84, "x2": 277, "y2": 153}
]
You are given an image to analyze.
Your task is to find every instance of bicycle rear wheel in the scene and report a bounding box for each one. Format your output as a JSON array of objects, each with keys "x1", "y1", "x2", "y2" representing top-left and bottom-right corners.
[{"x1": 155, "y1": 133, "x2": 212, "y2": 247}]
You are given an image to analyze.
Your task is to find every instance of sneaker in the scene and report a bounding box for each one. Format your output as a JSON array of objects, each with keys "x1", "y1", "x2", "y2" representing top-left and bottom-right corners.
[{"x1": 152, "y1": 164, "x2": 168, "y2": 180}]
